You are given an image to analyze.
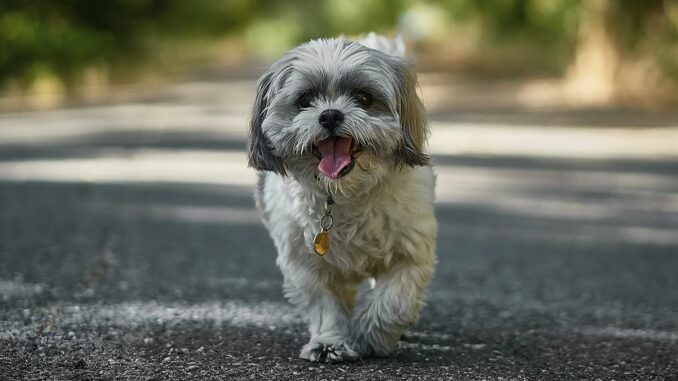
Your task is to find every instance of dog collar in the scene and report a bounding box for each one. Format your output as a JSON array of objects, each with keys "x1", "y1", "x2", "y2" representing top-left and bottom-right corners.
[{"x1": 313, "y1": 195, "x2": 334, "y2": 256}]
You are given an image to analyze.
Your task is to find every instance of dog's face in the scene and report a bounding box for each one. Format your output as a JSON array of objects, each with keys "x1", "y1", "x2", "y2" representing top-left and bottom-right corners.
[{"x1": 248, "y1": 38, "x2": 429, "y2": 198}]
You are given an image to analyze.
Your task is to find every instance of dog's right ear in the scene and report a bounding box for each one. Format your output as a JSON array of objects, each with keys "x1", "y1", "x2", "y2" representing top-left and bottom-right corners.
[{"x1": 247, "y1": 63, "x2": 289, "y2": 175}]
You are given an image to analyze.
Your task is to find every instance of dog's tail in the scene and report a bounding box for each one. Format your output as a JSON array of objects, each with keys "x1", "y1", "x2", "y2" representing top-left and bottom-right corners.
[{"x1": 358, "y1": 32, "x2": 405, "y2": 58}]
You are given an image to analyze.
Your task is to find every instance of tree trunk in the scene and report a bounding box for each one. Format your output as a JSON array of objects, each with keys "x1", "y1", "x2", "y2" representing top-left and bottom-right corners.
[{"x1": 564, "y1": 0, "x2": 619, "y2": 106}]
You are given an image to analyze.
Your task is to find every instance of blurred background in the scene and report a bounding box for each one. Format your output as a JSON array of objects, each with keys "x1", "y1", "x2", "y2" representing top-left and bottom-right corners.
[
  {"x1": 1, "y1": 1, "x2": 678, "y2": 379},
  {"x1": 1, "y1": 0, "x2": 678, "y2": 109}
]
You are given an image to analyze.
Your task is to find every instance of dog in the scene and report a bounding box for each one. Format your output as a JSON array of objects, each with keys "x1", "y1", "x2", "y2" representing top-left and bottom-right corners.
[{"x1": 248, "y1": 34, "x2": 437, "y2": 362}]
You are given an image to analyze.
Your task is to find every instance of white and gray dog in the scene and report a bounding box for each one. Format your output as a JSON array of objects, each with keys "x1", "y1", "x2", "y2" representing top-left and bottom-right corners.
[{"x1": 248, "y1": 34, "x2": 437, "y2": 362}]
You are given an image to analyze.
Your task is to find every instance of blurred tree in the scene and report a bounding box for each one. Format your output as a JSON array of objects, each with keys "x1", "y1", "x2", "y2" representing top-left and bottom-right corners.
[
  {"x1": 0, "y1": 0, "x2": 675, "y2": 104},
  {"x1": 565, "y1": 0, "x2": 678, "y2": 105},
  {"x1": 0, "y1": 0, "x2": 258, "y2": 87}
]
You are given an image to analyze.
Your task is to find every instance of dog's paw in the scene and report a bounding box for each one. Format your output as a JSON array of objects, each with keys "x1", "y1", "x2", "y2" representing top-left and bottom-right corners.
[
  {"x1": 350, "y1": 334, "x2": 379, "y2": 358},
  {"x1": 351, "y1": 327, "x2": 399, "y2": 357},
  {"x1": 300, "y1": 340, "x2": 360, "y2": 363}
]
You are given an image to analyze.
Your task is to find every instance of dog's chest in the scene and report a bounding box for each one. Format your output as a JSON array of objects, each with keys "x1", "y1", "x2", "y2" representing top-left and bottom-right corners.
[
  {"x1": 314, "y1": 198, "x2": 416, "y2": 272},
  {"x1": 264, "y1": 166, "x2": 436, "y2": 274},
  {"x1": 336, "y1": 205, "x2": 393, "y2": 245}
]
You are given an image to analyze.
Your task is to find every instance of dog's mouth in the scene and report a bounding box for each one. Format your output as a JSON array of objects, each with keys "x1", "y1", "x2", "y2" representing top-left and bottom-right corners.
[{"x1": 312, "y1": 137, "x2": 363, "y2": 179}]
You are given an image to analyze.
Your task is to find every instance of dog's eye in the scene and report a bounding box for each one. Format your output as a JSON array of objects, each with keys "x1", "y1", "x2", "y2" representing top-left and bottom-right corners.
[
  {"x1": 297, "y1": 92, "x2": 314, "y2": 109},
  {"x1": 354, "y1": 90, "x2": 373, "y2": 107}
]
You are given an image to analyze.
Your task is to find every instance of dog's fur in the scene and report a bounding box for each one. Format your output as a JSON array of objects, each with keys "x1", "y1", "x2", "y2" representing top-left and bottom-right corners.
[{"x1": 248, "y1": 35, "x2": 437, "y2": 362}]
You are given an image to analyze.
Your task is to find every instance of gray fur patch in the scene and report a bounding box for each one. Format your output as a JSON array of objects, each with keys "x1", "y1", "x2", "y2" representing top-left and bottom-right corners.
[
  {"x1": 254, "y1": 172, "x2": 270, "y2": 225},
  {"x1": 247, "y1": 58, "x2": 295, "y2": 175}
]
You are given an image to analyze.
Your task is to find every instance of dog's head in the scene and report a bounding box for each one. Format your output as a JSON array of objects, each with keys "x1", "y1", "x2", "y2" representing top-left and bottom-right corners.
[{"x1": 247, "y1": 37, "x2": 429, "y2": 197}]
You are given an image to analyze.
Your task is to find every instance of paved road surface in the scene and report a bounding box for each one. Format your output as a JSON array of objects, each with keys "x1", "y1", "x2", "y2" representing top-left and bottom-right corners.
[{"x1": 1, "y1": 75, "x2": 678, "y2": 380}]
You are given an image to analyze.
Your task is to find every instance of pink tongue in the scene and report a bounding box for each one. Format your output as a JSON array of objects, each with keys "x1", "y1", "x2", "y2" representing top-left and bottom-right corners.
[{"x1": 317, "y1": 137, "x2": 353, "y2": 179}]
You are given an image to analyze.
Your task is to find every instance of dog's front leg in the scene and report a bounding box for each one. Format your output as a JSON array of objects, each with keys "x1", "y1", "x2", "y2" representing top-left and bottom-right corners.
[
  {"x1": 352, "y1": 259, "x2": 435, "y2": 356},
  {"x1": 281, "y1": 263, "x2": 359, "y2": 362}
]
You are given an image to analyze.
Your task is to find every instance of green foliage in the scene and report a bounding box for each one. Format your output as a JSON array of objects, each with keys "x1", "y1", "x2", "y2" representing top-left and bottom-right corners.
[
  {"x1": 605, "y1": 0, "x2": 678, "y2": 66},
  {"x1": 427, "y1": 0, "x2": 585, "y2": 74},
  {"x1": 0, "y1": 0, "x2": 257, "y2": 85},
  {"x1": 0, "y1": 0, "x2": 676, "y2": 88}
]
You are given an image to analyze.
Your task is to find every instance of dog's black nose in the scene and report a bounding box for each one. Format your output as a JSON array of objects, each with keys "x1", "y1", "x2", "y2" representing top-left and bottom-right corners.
[{"x1": 318, "y1": 109, "x2": 344, "y2": 131}]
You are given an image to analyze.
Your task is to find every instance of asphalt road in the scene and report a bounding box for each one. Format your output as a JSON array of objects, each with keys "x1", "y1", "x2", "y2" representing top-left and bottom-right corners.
[{"x1": 1, "y1": 75, "x2": 678, "y2": 380}]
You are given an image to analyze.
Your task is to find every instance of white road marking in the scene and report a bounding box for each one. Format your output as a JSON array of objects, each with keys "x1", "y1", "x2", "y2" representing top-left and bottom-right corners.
[
  {"x1": 0, "y1": 300, "x2": 301, "y2": 340},
  {"x1": 580, "y1": 327, "x2": 678, "y2": 342}
]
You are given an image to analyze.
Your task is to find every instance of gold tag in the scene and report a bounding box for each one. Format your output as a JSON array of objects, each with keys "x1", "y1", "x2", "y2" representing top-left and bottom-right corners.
[{"x1": 313, "y1": 229, "x2": 330, "y2": 256}]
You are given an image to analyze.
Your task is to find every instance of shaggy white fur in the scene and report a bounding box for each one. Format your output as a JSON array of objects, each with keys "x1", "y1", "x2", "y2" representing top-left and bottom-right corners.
[{"x1": 248, "y1": 35, "x2": 437, "y2": 362}]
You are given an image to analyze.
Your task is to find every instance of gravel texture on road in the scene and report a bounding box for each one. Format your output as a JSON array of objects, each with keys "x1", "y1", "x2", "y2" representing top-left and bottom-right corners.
[{"x1": 1, "y1": 77, "x2": 677, "y2": 380}]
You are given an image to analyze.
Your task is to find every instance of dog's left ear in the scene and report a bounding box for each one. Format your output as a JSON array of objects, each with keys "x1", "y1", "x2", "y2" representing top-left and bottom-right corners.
[
  {"x1": 247, "y1": 60, "x2": 291, "y2": 175},
  {"x1": 394, "y1": 61, "x2": 430, "y2": 167}
]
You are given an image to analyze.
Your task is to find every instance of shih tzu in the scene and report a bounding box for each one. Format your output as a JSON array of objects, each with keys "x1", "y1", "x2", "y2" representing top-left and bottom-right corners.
[{"x1": 248, "y1": 33, "x2": 437, "y2": 362}]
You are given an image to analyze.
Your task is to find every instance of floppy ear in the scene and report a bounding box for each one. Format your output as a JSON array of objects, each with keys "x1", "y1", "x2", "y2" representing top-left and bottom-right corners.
[
  {"x1": 393, "y1": 61, "x2": 430, "y2": 167},
  {"x1": 247, "y1": 66, "x2": 287, "y2": 175}
]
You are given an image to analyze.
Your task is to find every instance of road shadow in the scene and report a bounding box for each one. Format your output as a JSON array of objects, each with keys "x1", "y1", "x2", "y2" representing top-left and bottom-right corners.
[{"x1": 1, "y1": 114, "x2": 677, "y2": 378}]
